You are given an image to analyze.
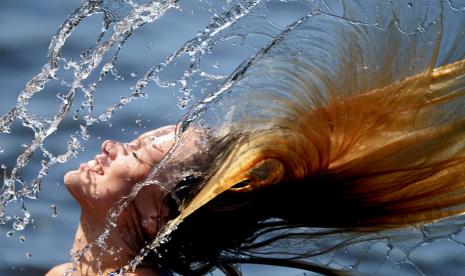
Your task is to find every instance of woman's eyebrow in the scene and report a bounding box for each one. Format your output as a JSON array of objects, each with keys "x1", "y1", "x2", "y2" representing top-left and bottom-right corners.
[
  {"x1": 135, "y1": 135, "x2": 156, "y2": 144},
  {"x1": 138, "y1": 137, "x2": 163, "y2": 153}
]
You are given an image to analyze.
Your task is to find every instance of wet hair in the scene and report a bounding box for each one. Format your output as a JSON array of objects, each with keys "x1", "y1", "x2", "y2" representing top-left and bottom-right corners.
[
  {"x1": 153, "y1": 145, "x2": 465, "y2": 275},
  {"x1": 135, "y1": 6, "x2": 465, "y2": 269},
  {"x1": 141, "y1": 57, "x2": 465, "y2": 275},
  {"x1": 151, "y1": 177, "x2": 354, "y2": 275}
]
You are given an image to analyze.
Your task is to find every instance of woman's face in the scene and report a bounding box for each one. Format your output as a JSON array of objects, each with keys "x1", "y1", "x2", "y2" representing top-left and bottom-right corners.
[{"x1": 64, "y1": 125, "x2": 176, "y2": 214}]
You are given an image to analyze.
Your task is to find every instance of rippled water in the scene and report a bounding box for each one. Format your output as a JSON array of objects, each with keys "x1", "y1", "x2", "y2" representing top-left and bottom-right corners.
[
  {"x1": 1, "y1": 2, "x2": 79, "y2": 274},
  {"x1": 1, "y1": 0, "x2": 465, "y2": 275}
]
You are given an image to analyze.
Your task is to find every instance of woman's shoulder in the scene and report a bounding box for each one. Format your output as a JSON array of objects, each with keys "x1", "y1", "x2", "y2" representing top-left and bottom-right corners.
[
  {"x1": 123, "y1": 265, "x2": 160, "y2": 276},
  {"x1": 46, "y1": 263, "x2": 160, "y2": 275},
  {"x1": 46, "y1": 262, "x2": 73, "y2": 276}
]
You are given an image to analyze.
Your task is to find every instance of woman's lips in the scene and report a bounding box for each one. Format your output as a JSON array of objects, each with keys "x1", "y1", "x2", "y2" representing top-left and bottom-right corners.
[{"x1": 80, "y1": 160, "x2": 104, "y2": 175}]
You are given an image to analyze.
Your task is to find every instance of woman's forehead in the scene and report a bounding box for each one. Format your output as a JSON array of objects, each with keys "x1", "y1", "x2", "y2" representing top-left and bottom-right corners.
[
  {"x1": 134, "y1": 125, "x2": 176, "y2": 143},
  {"x1": 137, "y1": 130, "x2": 160, "y2": 140}
]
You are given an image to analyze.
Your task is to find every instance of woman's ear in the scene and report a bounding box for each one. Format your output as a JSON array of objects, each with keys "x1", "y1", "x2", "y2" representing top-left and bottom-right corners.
[{"x1": 134, "y1": 184, "x2": 171, "y2": 240}]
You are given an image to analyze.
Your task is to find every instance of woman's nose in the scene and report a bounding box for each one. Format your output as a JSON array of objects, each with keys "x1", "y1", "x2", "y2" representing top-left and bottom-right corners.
[{"x1": 102, "y1": 140, "x2": 122, "y2": 160}]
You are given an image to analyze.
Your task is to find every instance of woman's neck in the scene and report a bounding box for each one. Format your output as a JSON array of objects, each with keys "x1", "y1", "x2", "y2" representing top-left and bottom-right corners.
[{"x1": 69, "y1": 205, "x2": 156, "y2": 275}]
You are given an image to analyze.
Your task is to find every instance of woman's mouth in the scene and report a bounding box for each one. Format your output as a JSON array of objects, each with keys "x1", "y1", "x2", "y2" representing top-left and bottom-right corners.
[{"x1": 80, "y1": 160, "x2": 104, "y2": 175}]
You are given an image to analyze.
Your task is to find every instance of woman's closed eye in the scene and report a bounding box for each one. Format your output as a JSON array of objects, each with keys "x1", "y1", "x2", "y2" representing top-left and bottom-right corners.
[
  {"x1": 132, "y1": 151, "x2": 143, "y2": 163},
  {"x1": 132, "y1": 151, "x2": 154, "y2": 167},
  {"x1": 132, "y1": 151, "x2": 139, "y2": 159}
]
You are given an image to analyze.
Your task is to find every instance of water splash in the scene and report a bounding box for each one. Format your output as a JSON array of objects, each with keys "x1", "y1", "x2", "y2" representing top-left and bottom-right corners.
[
  {"x1": 0, "y1": 0, "x2": 180, "y2": 231},
  {"x1": 50, "y1": 204, "x2": 58, "y2": 218},
  {"x1": 2, "y1": 0, "x2": 465, "y2": 275}
]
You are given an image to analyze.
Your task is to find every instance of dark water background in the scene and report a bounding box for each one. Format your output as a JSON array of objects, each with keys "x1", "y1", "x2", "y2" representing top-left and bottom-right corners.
[
  {"x1": 1, "y1": 1, "x2": 465, "y2": 276},
  {"x1": 1, "y1": 1, "x2": 81, "y2": 274}
]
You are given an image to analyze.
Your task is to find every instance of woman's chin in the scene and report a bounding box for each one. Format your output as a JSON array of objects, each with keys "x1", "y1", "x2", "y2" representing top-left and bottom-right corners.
[{"x1": 64, "y1": 170, "x2": 80, "y2": 188}]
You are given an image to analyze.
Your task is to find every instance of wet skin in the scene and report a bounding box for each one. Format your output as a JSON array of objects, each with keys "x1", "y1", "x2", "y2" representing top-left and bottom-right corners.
[
  {"x1": 64, "y1": 125, "x2": 176, "y2": 217},
  {"x1": 48, "y1": 125, "x2": 177, "y2": 276}
]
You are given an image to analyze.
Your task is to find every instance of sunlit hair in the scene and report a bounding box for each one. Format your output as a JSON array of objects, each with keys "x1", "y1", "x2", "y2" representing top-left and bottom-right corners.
[
  {"x1": 211, "y1": 59, "x2": 465, "y2": 227},
  {"x1": 174, "y1": 38, "x2": 465, "y2": 228},
  {"x1": 154, "y1": 65, "x2": 465, "y2": 273},
  {"x1": 149, "y1": 2, "x2": 465, "y2": 275}
]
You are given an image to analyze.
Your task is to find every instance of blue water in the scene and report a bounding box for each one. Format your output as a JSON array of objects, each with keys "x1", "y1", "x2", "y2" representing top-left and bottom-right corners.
[
  {"x1": 0, "y1": 1, "x2": 80, "y2": 274},
  {"x1": 1, "y1": 1, "x2": 465, "y2": 276},
  {"x1": 0, "y1": 0, "x2": 183, "y2": 274}
]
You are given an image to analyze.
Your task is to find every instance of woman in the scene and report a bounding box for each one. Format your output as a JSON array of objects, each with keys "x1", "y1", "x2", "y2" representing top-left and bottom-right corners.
[
  {"x1": 47, "y1": 2, "x2": 465, "y2": 275},
  {"x1": 47, "y1": 59, "x2": 465, "y2": 276},
  {"x1": 46, "y1": 122, "x2": 349, "y2": 276},
  {"x1": 46, "y1": 58, "x2": 465, "y2": 275}
]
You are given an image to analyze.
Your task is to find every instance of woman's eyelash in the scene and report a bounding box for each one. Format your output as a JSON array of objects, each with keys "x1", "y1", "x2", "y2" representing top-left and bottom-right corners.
[{"x1": 132, "y1": 152, "x2": 139, "y2": 159}]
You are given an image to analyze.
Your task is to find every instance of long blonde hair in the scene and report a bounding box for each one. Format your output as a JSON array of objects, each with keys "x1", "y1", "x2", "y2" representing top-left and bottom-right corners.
[
  {"x1": 153, "y1": 2, "x2": 465, "y2": 275},
  {"x1": 173, "y1": 16, "x2": 465, "y2": 229}
]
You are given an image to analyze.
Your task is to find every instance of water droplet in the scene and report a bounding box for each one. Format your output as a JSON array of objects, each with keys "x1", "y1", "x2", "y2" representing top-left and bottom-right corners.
[
  {"x1": 407, "y1": 2, "x2": 413, "y2": 8},
  {"x1": 80, "y1": 125, "x2": 90, "y2": 140},
  {"x1": 388, "y1": 247, "x2": 407, "y2": 263},
  {"x1": 1, "y1": 164, "x2": 6, "y2": 169},
  {"x1": 6, "y1": 230, "x2": 14, "y2": 237},
  {"x1": 13, "y1": 222, "x2": 25, "y2": 231},
  {"x1": 56, "y1": 92, "x2": 65, "y2": 100},
  {"x1": 130, "y1": 72, "x2": 138, "y2": 77},
  {"x1": 19, "y1": 235, "x2": 26, "y2": 242},
  {"x1": 50, "y1": 204, "x2": 58, "y2": 218},
  {"x1": 26, "y1": 252, "x2": 32, "y2": 259}
]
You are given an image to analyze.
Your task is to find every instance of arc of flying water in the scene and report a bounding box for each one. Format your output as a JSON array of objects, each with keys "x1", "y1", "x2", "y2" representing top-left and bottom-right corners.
[
  {"x1": 125, "y1": 0, "x2": 465, "y2": 272},
  {"x1": 0, "y1": 0, "x2": 179, "y2": 227},
  {"x1": 95, "y1": 0, "x2": 268, "y2": 129},
  {"x1": 0, "y1": 2, "x2": 98, "y2": 224},
  {"x1": 66, "y1": 1, "x2": 272, "y2": 272},
  {"x1": 129, "y1": 0, "x2": 264, "y2": 110},
  {"x1": 114, "y1": 8, "x2": 318, "y2": 274}
]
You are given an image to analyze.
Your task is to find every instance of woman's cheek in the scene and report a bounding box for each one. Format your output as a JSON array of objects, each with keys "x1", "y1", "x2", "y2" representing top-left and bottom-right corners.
[
  {"x1": 130, "y1": 167, "x2": 152, "y2": 183},
  {"x1": 128, "y1": 160, "x2": 153, "y2": 179},
  {"x1": 104, "y1": 160, "x2": 152, "y2": 191},
  {"x1": 108, "y1": 160, "x2": 134, "y2": 179}
]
